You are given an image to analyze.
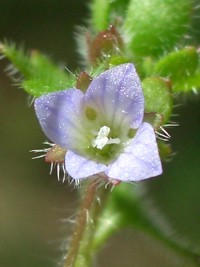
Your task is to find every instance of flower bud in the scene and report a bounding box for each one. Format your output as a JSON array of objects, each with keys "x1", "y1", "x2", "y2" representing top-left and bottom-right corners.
[
  {"x1": 76, "y1": 71, "x2": 92, "y2": 92},
  {"x1": 45, "y1": 145, "x2": 67, "y2": 163},
  {"x1": 88, "y1": 25, "x2": 123, "y2": 63}
]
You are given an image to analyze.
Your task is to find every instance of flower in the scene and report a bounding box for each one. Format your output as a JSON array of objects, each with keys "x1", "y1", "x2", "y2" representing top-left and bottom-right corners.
[{"x1": 34, "y1": 63, "x2": 162, "y2": 182}]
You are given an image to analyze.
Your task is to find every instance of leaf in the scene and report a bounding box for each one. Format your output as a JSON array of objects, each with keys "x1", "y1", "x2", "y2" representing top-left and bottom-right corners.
[
  {"x1": 155, "y1": 47, "x2": 198, "y2": 79},
  {"x1": 123, "y1": 0, "x2": 192, "y2": 57},
  {"x1": 172, "y1": 71, "x2": 200, "y2": 93},
  {"x1": 0, "y1": 42, "x2": 75, "y2": 96},
  {"x1": 108, "y1": 183, "x2": 200, "y2": 262},
  {"x1": 0, "y1": 42, "x2": 32, "y2": 78},
  {"x1": 90, "y1": 0, "x2": 130, "y2": 32},
  {"x1": 139, "y1": 100, "x2": 200, "y2": 256},
  {"x1": 154, "y1": 47, "x2": 200, "y2": 93},
  {"x1": 90, "y1": 0, "x2": 110, "y2": 31}
]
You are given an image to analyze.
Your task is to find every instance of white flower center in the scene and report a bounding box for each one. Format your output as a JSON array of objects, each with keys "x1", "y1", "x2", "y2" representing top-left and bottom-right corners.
[{"x1": 92, "y1": 126, "x2": 121, "y2": 150}]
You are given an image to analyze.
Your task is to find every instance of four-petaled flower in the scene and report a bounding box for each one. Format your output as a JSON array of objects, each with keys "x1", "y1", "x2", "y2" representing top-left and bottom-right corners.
[{"x1": 34, "y1": 63, "x2": 162, "y2": 182}]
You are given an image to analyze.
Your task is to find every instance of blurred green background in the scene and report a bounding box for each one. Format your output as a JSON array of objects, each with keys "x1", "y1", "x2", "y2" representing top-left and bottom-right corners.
[{"x1": 0, "y1": 1, "x2": 200, "y2": 267}]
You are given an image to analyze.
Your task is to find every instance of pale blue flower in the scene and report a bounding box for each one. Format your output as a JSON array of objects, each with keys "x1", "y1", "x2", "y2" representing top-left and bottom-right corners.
[{"x1": 34, "y1": 63, "x2": 162, "y2": 182}]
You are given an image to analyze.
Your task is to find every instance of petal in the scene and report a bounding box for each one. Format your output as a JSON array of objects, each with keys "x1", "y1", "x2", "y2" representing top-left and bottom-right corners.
[
  {"x1": 34, "y1": 89, "x2": 87, "y2": 150},
  {"x1": 84, "y1": 63, "x2": 144, "y2": 129},
  {"x1": 106, "y1": 123, "x2": 162, "y2": 181},
  {"x1": 65, "y1": 150, "x2": 107, "y2": 179}
]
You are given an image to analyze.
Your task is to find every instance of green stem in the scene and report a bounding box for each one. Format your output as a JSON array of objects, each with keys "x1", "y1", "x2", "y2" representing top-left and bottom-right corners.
[
  {"x1": 63, "y1": 180, "x2": 98, "y2": 267},
  {"x1": 75, "y1": 185, "x2": 111, "y2": 267},
  {"x1": 63, "y1": 179, "x2": 110, "y2": 267}
]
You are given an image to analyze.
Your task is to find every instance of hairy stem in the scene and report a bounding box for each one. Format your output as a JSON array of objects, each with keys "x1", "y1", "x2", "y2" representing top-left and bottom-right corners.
[{"x1": 63, "y1": 180, "x2": 101, "y2": 267}]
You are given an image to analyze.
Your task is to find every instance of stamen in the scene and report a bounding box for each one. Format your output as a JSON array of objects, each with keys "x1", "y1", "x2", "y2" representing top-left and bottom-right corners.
[
  {"x1": 92, "y1": 126, "x2": 110, "y2": 149},
  {"x1": 107, "y1": 138, "x2": 121, "y2": 145},
  {"x1": 92, "y1": 126, "x2": 120, "y2": 149}
]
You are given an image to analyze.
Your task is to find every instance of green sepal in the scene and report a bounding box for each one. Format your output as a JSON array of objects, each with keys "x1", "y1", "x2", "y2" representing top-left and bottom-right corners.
[
  {"x1": 123, "y1": 0, "x2": 192, "y2": 58},
  {"x1": 141, "y1": 57, "x2": 156, "y2": 77},
  {"x1": 154, "y1": 47, "x2": 199, "y2": 92},
  {"x1": 108, "y1": 56, "x2": 132, "y2": 67},
  {"x1": 143, "y1": 112, "x2": 163, "y2": 130},
  {"x1": 158, "y1": 141, "x2": 173, "y2": 161},
  {"x1": 142, "y1": 77, "x2": 173, "y2": 123},
  {"x1": 89, "y1": 61, "x2": 108, "y2": 77}
]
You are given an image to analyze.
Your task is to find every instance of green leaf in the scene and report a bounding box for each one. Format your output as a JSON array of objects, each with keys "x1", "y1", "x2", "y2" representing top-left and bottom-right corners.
[
  {"x1": 142, "y1": 77, "x2": 173, "y2": 123},
  {"x1": 92, "y1": 199, "x2": 123, "y2": 252},
  {"x1": 174, "y1": 71, "x2": 200, "y2": 93},
  {"x1": 0, "y1": 42, "x2": 75, "y2": 96},
  {"x1": 22, "y1": 77, "x2": 74, "y2": 97},
  {"x1": 90, "y1": 0, "x2": 110, "y2": 31},
  {"x1": 0, "y1": 42, "x2": 32, "y2": 77},
  {"x1": 154, "y1": 47, "x2": 199, "y2": 93},
  {"x1": 90, "y1": 0, "x2": 130, "y2": 32},
  {"x1": 139, "y1": 100, "x2": 200, "y2": 256},
  {"x1": 109, "y1": 0, "x2": 130, "y2": 17},
  {"x1": 155, "y1": 47, "x2": 198, "y2": 79},
  {"x1": 123, "y1": 0, "x2": 192, "y2": 57},
  {"x1": 109, "y1": 183, "x2": 200, "y2": 262}
]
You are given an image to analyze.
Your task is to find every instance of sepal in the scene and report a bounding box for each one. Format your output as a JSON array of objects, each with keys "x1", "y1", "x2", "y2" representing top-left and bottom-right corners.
[{"x1": 142, "y1": 77, "x2": 173, "y2": 123}]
